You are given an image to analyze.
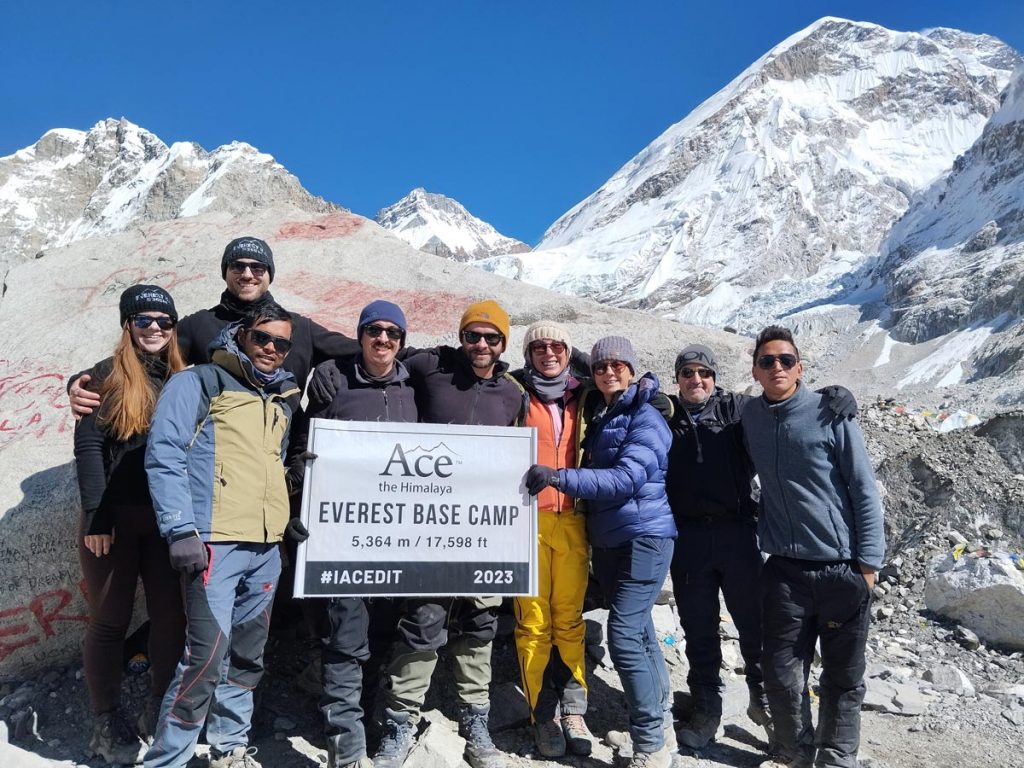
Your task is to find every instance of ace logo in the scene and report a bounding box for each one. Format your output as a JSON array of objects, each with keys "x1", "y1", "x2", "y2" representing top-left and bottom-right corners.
[{"x1": 380, "y1": 442, "x2": 458, "y2": 479}]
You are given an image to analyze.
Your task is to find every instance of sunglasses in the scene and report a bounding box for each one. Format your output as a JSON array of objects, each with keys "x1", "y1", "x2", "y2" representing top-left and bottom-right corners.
[
  {"x1": 248, "y1": 328, "x2": 293, "y2": 354},
  {"x1": 679, "y1": 367, "x2": 714, "y2": 379},
  {"x1": 363, "y1": 324, "x2": 403, "y2": 341},
  {"x1": 529, "y1": 340, "x2": 567, "y2": 355},
  {"x1": 228, "y1": 260, "x2": 268, "y2": 277},
  {"x1": 462, "y1": 329, "x2": 504, "y2": 346},
  {"x1": 593, "y1": 360, "x2": 628, "y2": 375},
  {"x1": 130, "y1": 315, "x2": 175, "y2": 330},
  {"x1": 756, "y1": 353, "x2": 798, "y2": 370}
]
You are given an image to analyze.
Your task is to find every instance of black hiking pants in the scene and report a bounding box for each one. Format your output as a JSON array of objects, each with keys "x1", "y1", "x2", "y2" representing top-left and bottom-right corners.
[
  {"x1": 670, "y1": 517, "x2": 764, "y2": 713},
  {"x1": 762, "y1": 556, "x2": 871, "y2": 768}
]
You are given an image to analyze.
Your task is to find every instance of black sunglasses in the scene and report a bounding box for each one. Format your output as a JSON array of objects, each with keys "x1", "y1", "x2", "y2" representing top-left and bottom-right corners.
[
  {"x1": 679, "y1": 367, "x2": 714, "y2": 379},
  {"x1": 756, "y1": 353, "x2": 798, "y2": 370},
  {"x1": 462, "y1": 329, "x2": 504, "y2": 346},
  {"x1": 130, "y1": 314, "x2": 175, "y2": 330},
  {"x1": 248, "y1": 328, "x2": 293, "y2": 354},
  {"x1": 363, "y1": 324, "x2": 404, "y2": 341},
  {"x1": 228, "y1": 260, "x2": 268, "y2": 277}
]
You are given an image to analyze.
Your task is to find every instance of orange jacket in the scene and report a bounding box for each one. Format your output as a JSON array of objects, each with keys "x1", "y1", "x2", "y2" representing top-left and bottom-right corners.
[{"x1": 526, "y1": 392, "x2": 579, "y2": 513}]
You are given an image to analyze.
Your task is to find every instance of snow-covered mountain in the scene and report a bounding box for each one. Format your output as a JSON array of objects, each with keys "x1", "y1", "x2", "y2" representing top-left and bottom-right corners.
[
  {"x1": 0, "y1": 118, "x2": 335, "y2": 271},
  {"x1": 481, "y1": 18, "x2": 1020, "y2": 331},
  {"x1": 375, "y1": 188, "x2": 529, "y2": 261},
  {"x1": 868, "y1": 64, "x2": 1024, "y2": 375}
]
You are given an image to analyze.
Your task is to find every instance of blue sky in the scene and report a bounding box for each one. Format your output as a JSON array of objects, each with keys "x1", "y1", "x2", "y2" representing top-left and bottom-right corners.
[{"x1": 3, "y1": 1, "x2": 1022, "y2": 245}]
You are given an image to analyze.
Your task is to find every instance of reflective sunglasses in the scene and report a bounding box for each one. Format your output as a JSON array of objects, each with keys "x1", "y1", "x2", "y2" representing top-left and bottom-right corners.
[
  {"x1": 248, "y1": 328, "x2": 293, "y2": 354},
  {"x1": 228, "y1": 260, "x2": 268, "y2": 277},
  {"x1": 363, "y1": 324, "x2": 404, "y2": 341},
  {"x1": 756, "y1": 353, "x2": 798, "y2": 370},
  {"x1": 529, "y1": 340, "x2": 567, "y2": 355},
  {"x1": 462, "y1": 329, "x2": 504, "y2": 346},
  {"x1": 130, "y1": 314, "x2": 175, "y2": 330},
  {"x1": 593, "y1": 360, "x2": 628, "y2": 375},
  {"x1": 679, "y1": 367, "x2": 714, "y2": 379}
]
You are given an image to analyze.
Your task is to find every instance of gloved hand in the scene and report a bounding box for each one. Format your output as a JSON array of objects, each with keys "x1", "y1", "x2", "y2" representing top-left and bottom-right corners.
[
  {"x1": 525, "y1": 464, "x2": 560, "y2": 496},
  {"x1": 818, "y1": 385, "x2": 858, "y2": 419},
  {"x1": 285, "y1": 451, "x2": 319, "y2": 496},
  {"x1": 168, "y1": 531, "x2": 209, "y2": 575},
  {"x1": 285, "y1": 517, "x2": 310, "y2": 543},
  {"x1": 307, "y1": 364, "x2": 343, "y2": 405}
]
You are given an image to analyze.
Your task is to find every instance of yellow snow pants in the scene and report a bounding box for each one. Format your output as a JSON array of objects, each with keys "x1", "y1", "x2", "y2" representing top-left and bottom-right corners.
[{"x1": 514, "y1": 510, "x2": 589, "y2": 720}]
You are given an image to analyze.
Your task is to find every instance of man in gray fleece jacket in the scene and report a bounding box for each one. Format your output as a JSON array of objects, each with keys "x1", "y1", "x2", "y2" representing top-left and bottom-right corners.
[{"x1": 741, "y1": 326, "x2": 884, "y2": 768}]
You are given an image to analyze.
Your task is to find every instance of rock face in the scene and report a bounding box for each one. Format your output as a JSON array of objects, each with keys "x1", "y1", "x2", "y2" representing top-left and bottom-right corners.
[
  {"x1": 924, "y1": 551, "x2": 1024, "y2": 650},
  {"x1": 0, "y1": 118, "x2": 336, "y2": 273},
  {"x1": 480, "y1": 18, "x2": 1019, "y2": 331},
  {"x1": 375, "y1": 188, "x2": 529, "y2": 262},
  {"x1": 872, "y1": 65, "x2": 1024, "y2": 353}
]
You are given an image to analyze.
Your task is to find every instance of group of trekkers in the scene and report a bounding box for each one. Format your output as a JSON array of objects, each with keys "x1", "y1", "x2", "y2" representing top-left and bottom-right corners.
[{"x1": 69, "y1": 235, "x2": 885, "y2": 768}]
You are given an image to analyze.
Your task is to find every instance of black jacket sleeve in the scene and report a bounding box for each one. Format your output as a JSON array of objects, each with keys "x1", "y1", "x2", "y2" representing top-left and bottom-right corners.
[
  {"x1": 73, "y1": 411, "x2": 111, "y2": 534},
  {"x1": 308, "y1": 320, "x2": 360, "y2": 367},
  {"x1": 285, "y1": 361, "x2": 339, "y2": 494}
]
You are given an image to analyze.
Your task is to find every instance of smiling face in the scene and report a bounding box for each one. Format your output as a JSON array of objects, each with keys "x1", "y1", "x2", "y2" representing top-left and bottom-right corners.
[
  {"x1": 225, "y1": 259, "x2": 271, "y2": 302},
  {"x1": 528, "y1": 338, "x2": 569, "y2": 378},
  {"x1": 752, "y1": 339, "x2": 803, "y2": 402},
  {"x1": 677, "y1": 364, "x2": 715, "y2": 405},
  {"x1": 240, "y1": 319, "x2": 292, "y2": 374},
  {"x1": 360, "y1": 320, "x2": 401, "y2": 377},
  {"x1": 460, "y1": 321, "x2": 505, "y2": 377},
  {"x1": 128, "y1": 312, "x2": 174, "y2": 355},
  {"x1": 593, "y1": 360, "x2": 633, "y2": 403}
]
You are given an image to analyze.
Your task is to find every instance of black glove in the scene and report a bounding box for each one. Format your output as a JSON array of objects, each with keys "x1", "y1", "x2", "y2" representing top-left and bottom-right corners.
[
  {"x1": 285, "y1": 517, "x2": 310, "y2": 543},
  {"x1": 525, "y1": 464, "x2": 560, "y2": 496},
  {"x1": 286, "y1": 451, "x2": 319, "y2": 496},
  {"x1": 819, "y1": 385, "x2": 858, "y2": 420},
  {"x1": 168, "y1": 531, "x2": 209, "y2": 575},
  {"x1": 307, "y1": 364, "x2": 342, "y2": 406}
]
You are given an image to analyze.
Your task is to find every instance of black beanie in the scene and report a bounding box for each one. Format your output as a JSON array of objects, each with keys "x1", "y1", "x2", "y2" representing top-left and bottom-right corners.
[
  {"x1": 221, "y1": 237, "x2": 275, "y2": 283},
  {"x1": 119, "y1": 284, "x2": 178, "y2": 325}
]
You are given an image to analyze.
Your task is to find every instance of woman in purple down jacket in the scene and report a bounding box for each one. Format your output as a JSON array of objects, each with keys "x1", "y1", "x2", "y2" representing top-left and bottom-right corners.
[{"x1": 526, "y1": 335, "x2": 677, "y2": 768}]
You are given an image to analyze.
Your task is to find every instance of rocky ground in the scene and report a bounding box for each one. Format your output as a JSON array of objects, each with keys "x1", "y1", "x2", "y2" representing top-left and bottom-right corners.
[{"x1": 2, "y1": 402, "x2": 1023, "y2": 767}]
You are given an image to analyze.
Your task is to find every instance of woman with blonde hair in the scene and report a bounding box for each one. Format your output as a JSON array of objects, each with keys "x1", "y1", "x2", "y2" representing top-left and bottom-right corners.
[{"x1": 74, "y1": 285, "x2": 187, "y2": 765}]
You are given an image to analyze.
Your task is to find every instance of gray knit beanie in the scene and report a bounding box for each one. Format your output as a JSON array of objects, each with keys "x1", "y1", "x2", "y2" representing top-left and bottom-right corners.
[
  {"x1": 590, "y1": 335, "x2": 637, "y2": 374},
  {"x1": 674, "y1": 343, "x2": 718, "y2": 378},
  {"x1": 522, "y1": 321, "x2": 572, "y2": 360}
]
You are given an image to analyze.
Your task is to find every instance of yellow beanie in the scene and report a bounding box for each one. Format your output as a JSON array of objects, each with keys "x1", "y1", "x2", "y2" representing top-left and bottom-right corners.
[{"x1": 459, "y1": 299, "x2": 510, "y2": 342}]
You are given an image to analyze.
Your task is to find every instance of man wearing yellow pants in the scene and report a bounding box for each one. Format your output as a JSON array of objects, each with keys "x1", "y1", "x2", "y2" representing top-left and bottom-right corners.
[{"x1": 515, "y1": 322, "x2": 593, "y2": 758}]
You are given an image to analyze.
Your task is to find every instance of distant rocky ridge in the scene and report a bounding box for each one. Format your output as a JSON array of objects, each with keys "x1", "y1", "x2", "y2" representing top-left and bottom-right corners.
[
  {"x1": 0, "y1": 118, "x2": 336, "y2": 273},
  {"x1": 478, "y1": 18, "x2": 1020, "y2": 334},
  {"x1": 872, "y1": 65, "x2": 1024, "y2": 351},
  {"x1": 375, "y1": 187, "x2": 530, "y2": 261}
]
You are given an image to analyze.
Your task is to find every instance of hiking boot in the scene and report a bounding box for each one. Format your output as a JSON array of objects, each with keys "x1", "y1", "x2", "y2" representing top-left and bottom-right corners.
[
  {"x1": 338, "y1": 759, "x2": 373, "y2": 768},
  {"x1": 747, "y1": 688, "x2": 776, "y2": 750},
  {"x1": 533, "y1": 718, "x2": 566, "y2": 757},
  {"x1": 90, "y1": 709, "x2": 147, "y2": 765},
  {"x1": 678, "y1": 711, "x2": 721, "y2": 750},
  {"x1": 560, "y1": 714, "x2": 593, "y2": 756},
  {"x1": 626, "y1": 745, "x2": 672, "y2": 768},
  {"x1": 458, "y1": 704, "x2": 507, "y2": 768},
  {"x1": 372, "y1": 709, "x2": 415, "y2": 768},
  {"x1": 759, "y1": 759, "x2": 812, "y2": 768},
  {"x1": 208, "y1": 746, "x2": 262, "y2": 768}
]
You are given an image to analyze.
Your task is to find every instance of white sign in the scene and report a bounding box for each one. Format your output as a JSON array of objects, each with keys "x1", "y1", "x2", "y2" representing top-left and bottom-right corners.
[{"x1": 294, "y1": 419, "x2": 538, "y2": 597}]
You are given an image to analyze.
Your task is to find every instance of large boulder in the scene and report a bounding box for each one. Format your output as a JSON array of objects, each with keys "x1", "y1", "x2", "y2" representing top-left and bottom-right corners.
[{"x1": 924, "y1": 551, "x2": 1024, "y2": 650}]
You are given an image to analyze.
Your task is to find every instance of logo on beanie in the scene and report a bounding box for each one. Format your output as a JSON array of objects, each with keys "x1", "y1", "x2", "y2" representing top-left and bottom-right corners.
[
  {"x1": 135, "y1": 290, "x2": 172, "y2": 306},
  {"x1": 233, "y1": 239, "x2": 268, "y2": 259}
]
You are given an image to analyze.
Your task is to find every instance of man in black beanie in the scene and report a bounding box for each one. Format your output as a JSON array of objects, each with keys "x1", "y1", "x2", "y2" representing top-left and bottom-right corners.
[{"x1": 68, "y1": 235, "x2": 359, "y2": 414}]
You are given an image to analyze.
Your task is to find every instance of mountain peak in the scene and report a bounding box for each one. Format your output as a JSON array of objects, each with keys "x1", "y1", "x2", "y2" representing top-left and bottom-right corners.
[
  {"x1": 376, "y1": 189, "x2": 529, "y2": 262},
  {"x1": 0, "y1": 118, "x2": 335, "y2": 271}
]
